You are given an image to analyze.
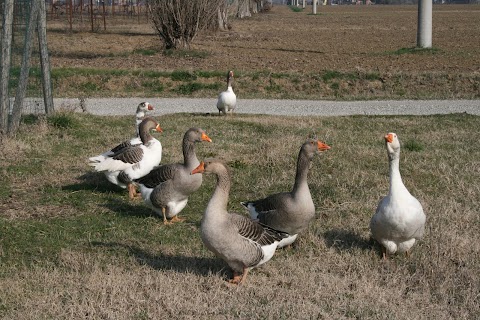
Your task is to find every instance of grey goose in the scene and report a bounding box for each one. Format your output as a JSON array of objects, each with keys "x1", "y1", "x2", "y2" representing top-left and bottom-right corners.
[
  {"x1": 191, "y1": 159, "x2": 288, "y2": 285},
  {"x1": 135, "y1": 127, "x2": 212, "y2": 224},
  {"x1": 241, "y1": 138, "x2": 331, "y2": 248}
]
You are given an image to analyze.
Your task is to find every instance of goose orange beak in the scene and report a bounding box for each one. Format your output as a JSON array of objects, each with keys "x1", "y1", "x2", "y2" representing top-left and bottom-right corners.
[
  {"x1": 147, "y1": 103, "x2": 154, "y2": 111},
  {"x1": 155, "y1": 124, "x2": 163, "y2": 133},
  {"x1": 317, "y1": 140, "x2": 331, "y2": 151},
  {"x1": 385, "y1": 133, "x2": 393, "y2": 143},
  {"x1": 201, "y1": 132, "x2": 212, "y2": 142},
  {"x1": 191, "y1": 161, "x2": 205, "y2": 175}
]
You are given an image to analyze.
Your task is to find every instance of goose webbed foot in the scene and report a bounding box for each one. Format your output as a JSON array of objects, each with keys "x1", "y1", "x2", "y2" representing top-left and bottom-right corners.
[
  {"x1": 228, "y1": 267, "x2": 249, "y2": 285},
  {"x1": 170, "y1": 216, "x2": 185, "y2": 223}
]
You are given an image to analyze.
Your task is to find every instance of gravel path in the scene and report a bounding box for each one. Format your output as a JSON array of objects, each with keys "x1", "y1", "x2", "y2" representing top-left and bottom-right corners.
[{"x1": 53, "y1": 98, "x2": 480, "y2": 116}]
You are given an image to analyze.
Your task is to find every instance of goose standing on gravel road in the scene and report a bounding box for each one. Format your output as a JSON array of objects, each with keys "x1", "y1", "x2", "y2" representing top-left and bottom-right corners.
[
  {"x1": 191, "y1": 159, "x2": 288, "y2": 285},
  {"x1": 216, "y1": 70, "x2": 236, "y2": 115},
  {"x1": 88, "y1": 117, "x2": 163, "y2": 200},
  {"x1": 241, "y1": 138, "x2": 331, "y2": 248},
  {"x1": 88, "y1": 102, "x2": 154, "y2": 163},
  {"x1": 135, "y1": 128, "x2": 212, "y2": 224},
  {"x1": 370, "y1": 132, "x2": 426, "y2": 259}
]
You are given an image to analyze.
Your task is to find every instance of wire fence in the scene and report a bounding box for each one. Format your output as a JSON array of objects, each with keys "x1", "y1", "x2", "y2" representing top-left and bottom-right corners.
[
  {"x1": 46, "y1": 0, "x2": 150, "y2": 32},
  {"x1": 1, "y1": 0, "x2": 151, "y2": 115}
]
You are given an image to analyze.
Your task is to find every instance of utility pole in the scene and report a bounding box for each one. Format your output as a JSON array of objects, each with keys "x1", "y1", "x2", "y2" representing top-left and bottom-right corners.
[{"x1": 417, "y1": 0, "x2": 432, "y2": 48}]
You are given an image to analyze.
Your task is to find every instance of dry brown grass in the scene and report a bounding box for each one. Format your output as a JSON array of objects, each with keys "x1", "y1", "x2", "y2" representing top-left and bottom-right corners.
[
  {"x1": 0, "y1": 111, "x2": 479, "y2": 319},
  {"x1": 39, "y1": 4, "x2": 480, "y2": 100}
]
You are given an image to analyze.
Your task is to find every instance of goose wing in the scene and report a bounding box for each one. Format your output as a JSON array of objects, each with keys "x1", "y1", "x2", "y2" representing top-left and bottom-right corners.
[
  {"x1": 111, "y1": 145, "x2": 144, "y2": 164},
  {"x1": 135, "y1": 163, "x2": 180, "y2": 188},
  {"x1": 231, "y1": 214, "x2": 287, "y2": 246}
]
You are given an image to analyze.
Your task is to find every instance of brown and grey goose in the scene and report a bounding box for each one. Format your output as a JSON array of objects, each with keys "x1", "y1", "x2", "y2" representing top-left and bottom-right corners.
[
  {"x1": 88, "y1": 102, "x2": 155, "y2": 163},
  {"x1": 88, "y1": 117, "x2": 163, "y2": 199},
  {"x1": 191, "y1": 159, "x2": 288, "y2": 285},
  {"x1": 241, "y1": 138, "x2": 331, "y2": 248},
  {"x1": 135, "y1": 127, "x2": 212, "y2": 224}
]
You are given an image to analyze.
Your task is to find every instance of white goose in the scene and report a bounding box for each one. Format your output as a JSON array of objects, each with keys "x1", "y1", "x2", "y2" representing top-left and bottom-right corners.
[
  {"x1": 216, "y1": 70, "x2": 236, "y2": 115},
  {"x1": 191, "y1": 159, "x2": 288, "y2": 285},
  {"x1": 88, "y1": 102, "x2": 154, "y2": 163},
  {"x1": 241, "y1": 138, "x2": 331, "y2": 248},
  {"x1": 88, "y1": 117, "x2": 163, "y2": 199},
  {"x1": 135, "y1": 128, "x2": 212, "y2": 224},
  {"x1": 370, "y1": 132, "x2": 426, "y2": 259}
]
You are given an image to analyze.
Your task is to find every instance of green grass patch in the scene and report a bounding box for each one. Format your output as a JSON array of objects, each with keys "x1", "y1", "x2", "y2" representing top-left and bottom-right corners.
[
  {"x1": 79, "y1": 81, "x2": 100, "y2": 93},
  {"x1": 133, "y1": 48, "x2": 158, "y2": 56},
  {"x1": 174, "y1": 82, "x2": 220, "y2": 95},
  {"x1": 390, "y1": 47, "x2": 442, "y2": 55},
  {"x1": 170, "y1": 70, "x2": 197, "y2": 82},
  {"x1": 16, "y1": 66, "x2": 480, "y2": 100},
  {"x1": 289, "y1": 5, "x2": 303, "y2": 12},
  {"x1": 142, "y1": 79, "x2": 164, "y2": 93},
  {"x1": 403, "y1": 139, "x2": 424, "y2": 152},
  {"x1": 321, "y1": 70, "x2": 344, "y2": 82},
  {"x1": 47, "y1": 112, "x2": 79, "y2": 129},
  {"x1": 164, "y1": 49, "x2": 209, "y2": 59}
]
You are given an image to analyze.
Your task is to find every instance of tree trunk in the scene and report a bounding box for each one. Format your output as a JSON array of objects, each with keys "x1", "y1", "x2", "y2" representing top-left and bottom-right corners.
[
  {"x1": 37, "y1": 0, "x2": 54, "y2": 115},
  {"x1": 252, "y1": 0, "x2": 258, "y2": 14},
  {"x1": 0, "y1": 0, "x2": 14, "y2": 135},
  {"x1": 237, "y1": 0, "x2": 251, "y2": 18},
  {"x1": 8, "y1": 0, "x2": 40, "y2": 135}
]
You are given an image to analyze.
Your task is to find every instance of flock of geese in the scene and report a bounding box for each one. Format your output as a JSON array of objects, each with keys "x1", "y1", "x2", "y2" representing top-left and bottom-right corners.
[{"x1": 88, "y1": 72, "x2": 426, "y2": 285}]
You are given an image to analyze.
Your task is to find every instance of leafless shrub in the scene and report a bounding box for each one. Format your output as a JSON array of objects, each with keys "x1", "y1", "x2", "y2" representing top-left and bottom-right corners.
[{"x1": 148, "y1": 0, "x2": 224, "y2": 49}]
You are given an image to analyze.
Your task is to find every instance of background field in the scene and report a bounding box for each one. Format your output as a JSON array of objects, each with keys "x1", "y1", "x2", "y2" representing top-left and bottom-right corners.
[{"x1": 30, "y1": 4, "x2": 480, "y2": 100}]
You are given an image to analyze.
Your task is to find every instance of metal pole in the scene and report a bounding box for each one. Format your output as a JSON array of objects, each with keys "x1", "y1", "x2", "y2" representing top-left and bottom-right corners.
[
  {"x1": 313, "y1": 0, "x2": 317, "y2": 15},
  {"x1": 417, "y1": 0, "x2": 432, "y2": 48}
]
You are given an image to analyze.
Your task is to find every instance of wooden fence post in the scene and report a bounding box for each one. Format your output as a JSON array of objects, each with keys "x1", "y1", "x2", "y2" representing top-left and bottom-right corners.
[
  {"x1": 0, "y1": 0, "x2": 15, "y2": 135},
  {"x1": 38, "y1": 0, "x2": 54, "y2": 115},
  {"x1": 8, "y1": 0, "x2": 40, "y2": 135}
]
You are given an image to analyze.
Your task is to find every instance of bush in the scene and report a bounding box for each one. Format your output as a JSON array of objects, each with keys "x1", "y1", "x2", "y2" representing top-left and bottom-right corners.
[{"x1": 149, "y1": 0, "x2": 224, "y2": 49}]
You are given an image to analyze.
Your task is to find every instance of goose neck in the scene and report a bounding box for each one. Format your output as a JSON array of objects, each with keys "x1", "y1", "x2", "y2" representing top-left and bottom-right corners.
[
  {"x1": 205, "y1": 168, "x2": 231, "y2": 216},
  {"x1": 139, "y1": 124, "x2": 153, "y2": 144},
  {"x1": 135, "y1": 116, "x2": 144, "y2": 136},
  {"x1": 292, "y1": 149, "x2": 311, "y2": 194},
  {"x1": 388, "y1": 152, "x2": 407, "y2": 195},
  {"x1": 183, "y1": 139, "x2": 198, "y2": 168}
]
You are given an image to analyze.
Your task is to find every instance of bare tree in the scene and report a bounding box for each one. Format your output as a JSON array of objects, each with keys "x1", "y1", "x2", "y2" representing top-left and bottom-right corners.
[
  {"x1": 236, "y1": 0, "x2": 252, "y2": 18},
  {"x1": 148, "y1": 0, "x2": 223, "y2": 49}
]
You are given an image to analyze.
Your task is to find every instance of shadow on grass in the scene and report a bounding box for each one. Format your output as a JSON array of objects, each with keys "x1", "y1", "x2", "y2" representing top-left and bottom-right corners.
[
  {"x1": 101, "y1": 197, "x2": 156, "y2": 219},
  {"x1": 222, "y1": 44, "x2": 325, "y2": 55},
  {"x1": 63, "y1": 172, "x2": 123, "y2": 194},
  {"x1": 323, "y1": 228, "x2": 374, "y2": 252},
  {"x1": 91, "y1": 241, "x2": 228, "y2": 278}
]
